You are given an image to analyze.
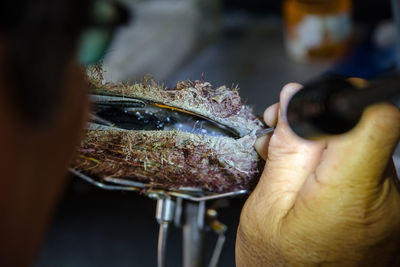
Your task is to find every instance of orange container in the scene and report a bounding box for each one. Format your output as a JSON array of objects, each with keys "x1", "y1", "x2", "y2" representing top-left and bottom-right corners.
[{"x1": 283, "y1": 0, "x2": 353, "y2": 62}]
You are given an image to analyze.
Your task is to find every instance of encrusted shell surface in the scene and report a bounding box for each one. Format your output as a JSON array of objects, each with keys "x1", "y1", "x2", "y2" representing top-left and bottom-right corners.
[
  {"x1": 73, "y1": 130, "x2": 262, "y2": 192},
  {"x1": 89, "y1": 69, "x2": 264, "y2": 137},
  {"x1": 72, "y1": 71, "x2": 265, "y2": 192}
]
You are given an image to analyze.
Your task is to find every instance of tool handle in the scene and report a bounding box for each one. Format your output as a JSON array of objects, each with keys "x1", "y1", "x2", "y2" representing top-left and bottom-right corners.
[{"x1": 287, "y1": 75, "x2": 400, "y2": 139}]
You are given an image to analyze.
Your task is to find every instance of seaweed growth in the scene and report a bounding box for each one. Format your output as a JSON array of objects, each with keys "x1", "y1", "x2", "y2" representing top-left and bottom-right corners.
[{"x1": 73, "y1": 68, "x2": 265, "y2": 192}]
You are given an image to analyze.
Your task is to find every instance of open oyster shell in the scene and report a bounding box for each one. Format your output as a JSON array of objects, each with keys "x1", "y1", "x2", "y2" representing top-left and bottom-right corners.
[{"x1": 71, "y1": 71, "x2": 266, "y2": 193}]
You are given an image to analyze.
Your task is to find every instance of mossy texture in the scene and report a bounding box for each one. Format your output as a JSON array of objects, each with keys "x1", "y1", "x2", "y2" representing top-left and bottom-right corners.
[{"x1": 72, "y1": 68, "x2": 265, "y2": 192}]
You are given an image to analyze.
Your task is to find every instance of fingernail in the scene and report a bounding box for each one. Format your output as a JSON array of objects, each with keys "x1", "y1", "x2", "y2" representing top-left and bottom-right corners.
[
  {"x1": 255, "y1": 134, "x2": 271, "y2": 160},
  {"x1": 264, "y1": 103, "x2": 279, "y2": 127},
  {"x1": 279, "y1": 83, "x2": 303, "y2": 122}
]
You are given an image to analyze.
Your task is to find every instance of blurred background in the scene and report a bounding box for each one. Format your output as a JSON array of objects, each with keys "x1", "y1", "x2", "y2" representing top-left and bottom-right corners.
[{"x1": 36, "y1": 0, "x2": 398, "y2": 266}]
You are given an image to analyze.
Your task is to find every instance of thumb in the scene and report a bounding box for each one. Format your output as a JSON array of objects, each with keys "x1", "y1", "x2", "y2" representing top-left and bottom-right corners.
[{"x1": 253, "y1": 83, "x2": 325, "y2": 216}]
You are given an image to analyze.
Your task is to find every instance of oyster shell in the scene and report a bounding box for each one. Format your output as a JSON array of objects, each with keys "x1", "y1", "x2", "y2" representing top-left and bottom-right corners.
[{"x1": 71, "y1": 70, "x2": 265, "y2": 193}]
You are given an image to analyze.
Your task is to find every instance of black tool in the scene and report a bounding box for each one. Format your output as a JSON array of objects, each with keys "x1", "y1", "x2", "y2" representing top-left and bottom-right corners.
[{"x1": 287, "y1": 75, "x2": 400, "y2": 139}]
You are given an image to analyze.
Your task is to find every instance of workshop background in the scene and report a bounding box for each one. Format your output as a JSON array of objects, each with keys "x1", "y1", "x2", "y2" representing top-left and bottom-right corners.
[{"x1": 35, "y1": 0, "x2": 398, "y2": 266}]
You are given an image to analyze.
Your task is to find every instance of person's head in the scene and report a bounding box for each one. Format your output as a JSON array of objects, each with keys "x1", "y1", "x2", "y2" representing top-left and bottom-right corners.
[
  {"x1": 1, "y1": 0, "x2": 94, "y2": 125},
  {"x1": 0, "y1": 1, "x2": 128, "y2": 264},
  {"x1": 1, "y1": 0, "x2": 128, "y2": 125}
]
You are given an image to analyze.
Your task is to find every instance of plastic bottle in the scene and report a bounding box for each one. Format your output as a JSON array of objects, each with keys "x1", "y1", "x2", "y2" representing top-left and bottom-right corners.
[{"x1": 283, "y1": 0, "x2": 352, "y2": 62}]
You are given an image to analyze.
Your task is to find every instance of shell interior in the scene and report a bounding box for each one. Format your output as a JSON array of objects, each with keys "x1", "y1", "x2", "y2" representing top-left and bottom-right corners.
[{"x1": 91, "y1": 94, "x2": 240, "y2": 138}]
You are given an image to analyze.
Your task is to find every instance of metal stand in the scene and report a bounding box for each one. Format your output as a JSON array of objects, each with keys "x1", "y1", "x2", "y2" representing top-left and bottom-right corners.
[
  {"x1": 70, "y1": 169, "x2": 246, "y2": 267},
  {"x1": 156, "y1": 197, "x2": 175, "y2": 267},
  {"x1": 183, "y1": 201, "x2": 205, "y2": 267}
]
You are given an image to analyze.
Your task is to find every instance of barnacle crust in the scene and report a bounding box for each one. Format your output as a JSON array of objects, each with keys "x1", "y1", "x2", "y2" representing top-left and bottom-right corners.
[
  {"x1": 73, "y1": 130, "x2": 262, "y2": 192},
  {"x1": 89, "y1": 69, "x2": 264, "y2": 137},
  {"x1": 73, "y1": 69, "x2": 266, "y2": 192}
]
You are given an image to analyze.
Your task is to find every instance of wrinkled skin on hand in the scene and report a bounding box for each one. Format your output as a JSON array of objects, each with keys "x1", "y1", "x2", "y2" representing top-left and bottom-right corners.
[{"x1": 236, "y1": 83, "x2": 400, "y2": 266}]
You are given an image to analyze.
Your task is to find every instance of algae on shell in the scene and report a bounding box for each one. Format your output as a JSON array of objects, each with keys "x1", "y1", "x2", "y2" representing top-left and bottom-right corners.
[{"x1": 72, "y1": 68, "x2": 265, "y2": 192}]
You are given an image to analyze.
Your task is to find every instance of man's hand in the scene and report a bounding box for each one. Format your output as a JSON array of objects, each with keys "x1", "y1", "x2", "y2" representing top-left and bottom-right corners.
[{"x1": 236, "y1": 83, "x2": 400, "y2": 266}]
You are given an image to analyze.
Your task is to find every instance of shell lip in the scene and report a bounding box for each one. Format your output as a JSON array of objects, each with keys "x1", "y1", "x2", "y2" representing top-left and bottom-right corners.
[{"x1": 90, "y1": 93, "x2": 243, "y2": 139}]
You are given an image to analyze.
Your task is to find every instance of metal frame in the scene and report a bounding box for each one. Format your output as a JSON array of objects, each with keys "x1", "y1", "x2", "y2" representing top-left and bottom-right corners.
[{"x1": 70, "y1": 169, "x2": 248, "y2": 267}]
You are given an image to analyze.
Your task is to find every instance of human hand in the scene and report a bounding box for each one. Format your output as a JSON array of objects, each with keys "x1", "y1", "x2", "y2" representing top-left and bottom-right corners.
[{"x1": 236, "y1": 83, "x2": 400, "y2": 266}]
